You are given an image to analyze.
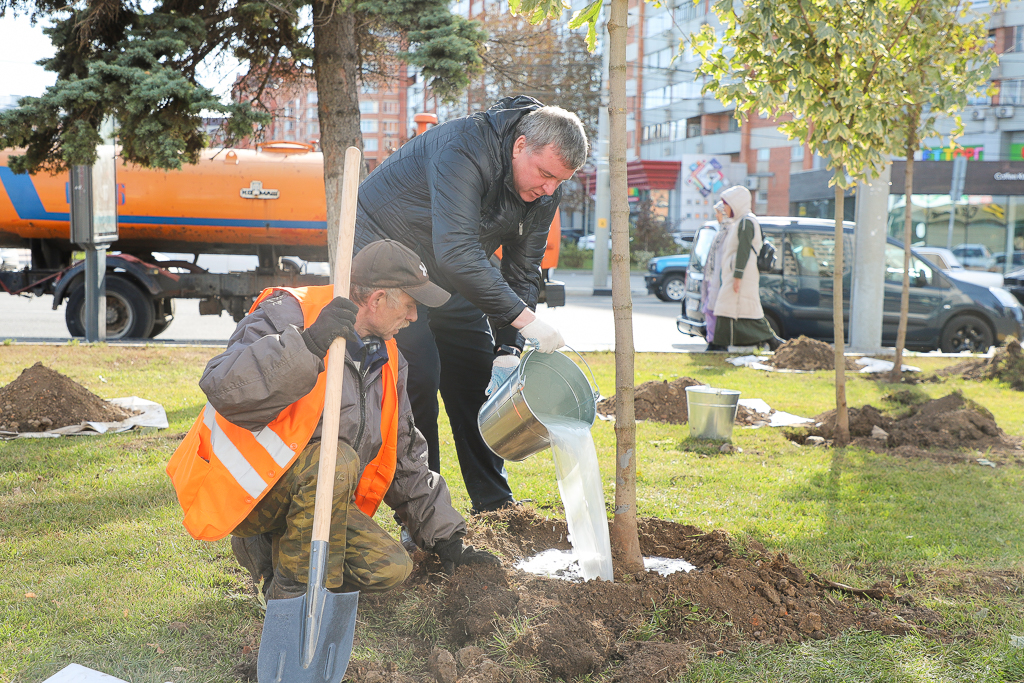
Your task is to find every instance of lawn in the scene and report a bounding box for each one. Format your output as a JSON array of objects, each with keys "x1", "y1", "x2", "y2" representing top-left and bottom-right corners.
[{"x1": 0, "y1": 345, "x2": 1022, "y2": 682}]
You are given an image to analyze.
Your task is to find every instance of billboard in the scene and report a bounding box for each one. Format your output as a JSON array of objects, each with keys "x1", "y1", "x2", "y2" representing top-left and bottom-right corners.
[{"x1": 678, "y1": 155, "x2": 746, "y2": 235}]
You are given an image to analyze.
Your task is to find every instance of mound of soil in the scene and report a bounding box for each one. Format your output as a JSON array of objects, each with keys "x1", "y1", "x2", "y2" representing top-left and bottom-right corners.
[
  {"x1": 0, "y1": 362, "x2": 131, "y2": 432},
  {"x1": 789, "y1": 391, "x2": 1022, "y2": 461},
  {"x1": 333, "y1": 507, "x2": 946, "y2": 683},
  {"x1": 597, "y1": 377, "x2": 704, "y2": 424},
  {"x1": 768, "y1": 336, "x2": 860, "y2": 372},
  {"x1": 933, "y1": 338, "x2": 1024, "y2": 390}
]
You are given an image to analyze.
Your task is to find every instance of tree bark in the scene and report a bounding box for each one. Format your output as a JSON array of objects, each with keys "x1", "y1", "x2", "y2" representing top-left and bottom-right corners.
[
  {"x1": 834, "y1": 180, "x2": 849, "y2": 446},
  {"x1": 312, "y1": 0, "x2": 364, "y2": 271},
  {"x1": 607, "y1": 0, "x2": 643, "y2": 575},
  {"x1": 890, "y1": 106, "x2": 921, "y2": 385}
]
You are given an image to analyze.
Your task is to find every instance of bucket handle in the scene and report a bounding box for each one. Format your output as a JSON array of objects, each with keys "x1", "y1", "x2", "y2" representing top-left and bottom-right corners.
[
  {"x1": 519, "y1": 342, "x2": 602, "y2": 401},
  {"x1": 561, "y1": 344, "x2": 602, "y2": 402}
]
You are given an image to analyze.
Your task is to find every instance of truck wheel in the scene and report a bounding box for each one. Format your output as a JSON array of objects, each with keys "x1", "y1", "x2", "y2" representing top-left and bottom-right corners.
[
  {"x1": 656, "y1": 274, "x2": 686, "y2": 302},
  {"x1": 65, "y1": 275, "x2": 155, "y2": 339},
  {"x1": 940, "y1": 314, "x2": 993, "y2": 353}
]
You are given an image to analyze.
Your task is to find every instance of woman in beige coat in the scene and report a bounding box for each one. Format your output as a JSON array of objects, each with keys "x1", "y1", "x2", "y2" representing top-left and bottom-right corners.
[{"x1": 709, "y1": 185, "x2": 783, "y2": 350}]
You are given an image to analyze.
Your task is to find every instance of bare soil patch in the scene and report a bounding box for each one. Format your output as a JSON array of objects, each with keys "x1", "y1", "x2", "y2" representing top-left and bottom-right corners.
[
  {"x1": 0, "y1": 362, "x2": 131, "y2": 432},
  {"x1": 300, "y1": 507, "x2": 956, "y2": 683},
  {"x1": 768, "y1": 336, "x2": 860, "y2": 372},
  {"x1": 597, "y1": 377, "x2": 770, "y2": 426},
  {"x1": 786, "y1": 391, "x2": 1024, "y2": 464},
  {"x1": 932, "y1": 338, "x2": 1024, "y2": 390}
]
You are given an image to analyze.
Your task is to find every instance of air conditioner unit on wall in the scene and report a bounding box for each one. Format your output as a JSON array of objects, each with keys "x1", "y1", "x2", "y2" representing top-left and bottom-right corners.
[
  {"x1": 997, "y1": 105, "x2": 1015, "y2": 119},
  {"x1": 970, "y1": 109, "x2": 987, "y2": 121},
  {"x1": 744, "y1": 177, "x2": 759, "y2": 190}
]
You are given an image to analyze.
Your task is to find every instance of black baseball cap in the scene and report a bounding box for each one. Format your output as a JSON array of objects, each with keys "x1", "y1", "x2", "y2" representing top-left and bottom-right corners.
[{"x1": 352, "y1": 240, "x2": 450, "y2": 308}]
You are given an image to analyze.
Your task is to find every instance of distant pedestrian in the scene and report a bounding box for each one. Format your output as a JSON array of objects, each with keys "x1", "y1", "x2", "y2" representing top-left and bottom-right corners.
[{"x1": 708, "y1": 186, "x2": 783, "y2": 351}]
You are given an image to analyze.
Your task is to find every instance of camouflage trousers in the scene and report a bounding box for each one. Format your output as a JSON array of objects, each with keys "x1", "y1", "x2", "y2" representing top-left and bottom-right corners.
[{"x1": 232, "y1": 440, "x2": 412, "y2": 595}]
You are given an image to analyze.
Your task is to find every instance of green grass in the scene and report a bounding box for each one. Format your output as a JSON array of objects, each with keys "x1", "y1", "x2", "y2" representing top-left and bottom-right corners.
[{"x1": 1, "y1": 346, "x2": 1023, "y2": 682}]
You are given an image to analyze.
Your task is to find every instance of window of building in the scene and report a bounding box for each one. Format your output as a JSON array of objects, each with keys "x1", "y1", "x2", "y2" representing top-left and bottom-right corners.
[
  {"x1": 360, "y1": 119, "x2": 378, "y2": 133},
  {"x1": 382, "y1": 101, "x2": 400, "y2": 114},
  {"x1": 364, "y1": 138, "x2": 379, "y2": 152},
  {"x1": 1011, "y1": 26, "x2": 1024, "y2": 53},
  {"x1": 361, "y1": 82, "x2": 377, "y2": 94},
  {"x1": 307, "y1": 92, "x2": 318, "y2": 104},
  {"x1": 757, "y1": 190, "x2": 769, "y2": 203},
  {"x1": 284, "y1": 120, "x2": 295, "y2": 132},
  {"x1": 757, "y1": 148, "x2": 771, "y2": 161},
  {"x1": 791, "y1": 146, "x2": 805, "y2": 161},
  {"x1": 644, "y1": 11, "x2": 673, "y2": 36},
  {"x1": 1001, "y1": 79, "x2": 1024, "y2": 106},
  {"x1": 307, "y1": 122, "x2": 319, "y2": 136},
  {"x1": 382, "y1": 121, "x2": 399, "y2": 133},
  {"x1": 308, "y1": 107, "x2": 317, "y2": 120},
  {"x1": 359, "y1": 101, "x2": 379, "y2": 115},
  {"x1": 283, "y1": 106, "x2": 293, "y2": 118}
]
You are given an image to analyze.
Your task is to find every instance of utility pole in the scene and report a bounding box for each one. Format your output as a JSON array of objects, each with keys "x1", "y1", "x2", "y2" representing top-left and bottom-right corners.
[{"x1": 592, "y1": 14, "x2": 612, "y2": 296}]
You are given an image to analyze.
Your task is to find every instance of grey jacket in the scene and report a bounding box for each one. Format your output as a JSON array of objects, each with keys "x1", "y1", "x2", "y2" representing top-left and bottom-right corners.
[{"x1": 198, "y1": 292, "x2": 466, "y2": 550}]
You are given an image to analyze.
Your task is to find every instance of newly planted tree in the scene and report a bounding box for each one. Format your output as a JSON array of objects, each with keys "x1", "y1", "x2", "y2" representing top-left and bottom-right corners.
[
  {"x1": 694, "y1": 0, "x2": 919, "y2": 445},
  {"x1": 886, "y1": 0, "x2": 996, "y2": 383}
]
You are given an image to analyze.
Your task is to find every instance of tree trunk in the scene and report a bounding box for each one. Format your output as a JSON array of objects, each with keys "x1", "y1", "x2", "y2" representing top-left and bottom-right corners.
[
  {"x1": 312, "y1": 0, "x2": 364, "y2": 271},
  {"x1": 833, "y1": 180, "x2": 849, "y2": 446},
  {"x1": 890, "y1": 106, "x2": 921, "y2": 384},
  {"x1": 607, "y1": 0, "x2": 643, "y2": 575}
]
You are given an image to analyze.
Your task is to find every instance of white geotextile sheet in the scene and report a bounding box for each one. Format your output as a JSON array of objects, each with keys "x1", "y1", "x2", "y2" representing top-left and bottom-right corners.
[
  {"x1": 738, "y1": 398, "x2": 814, "y2": 427},
  {"x1": 43, "y1": 664, "x2": 128, "y2": 683},
  {"x1": 727, "y1": 355, "x2": 921, "y2": 374},
  {"x1": 0, "y1": 397, "x2": 168, "y2": 439}
]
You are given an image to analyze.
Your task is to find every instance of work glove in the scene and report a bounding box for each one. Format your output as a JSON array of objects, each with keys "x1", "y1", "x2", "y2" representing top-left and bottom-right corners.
[
  {"x1": 433, "y1": 536, "x2": 502, "y2": 574},
  {"x1": 519, "y1": 316, "x2": 564, "y2": 353},
  {"x1": 486, "y1": 355, "x2": 520, "y2": 397},
  {"x1": 301, "y1": 296, "x2": 359, "y2": 358}
]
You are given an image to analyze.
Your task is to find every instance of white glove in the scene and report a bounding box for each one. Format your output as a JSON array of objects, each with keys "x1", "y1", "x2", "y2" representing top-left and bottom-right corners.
[
  {"x1": 486, "y1": 355, "x2": 520, "y2": 396},
  {"x1": 520, "y1": 316, "x2": 564, "y2": 353}
]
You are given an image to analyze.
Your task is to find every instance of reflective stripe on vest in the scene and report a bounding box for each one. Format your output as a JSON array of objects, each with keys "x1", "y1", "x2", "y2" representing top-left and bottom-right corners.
[{"x1": 166, "y1": 284, "x2": 401, "y2": 541}]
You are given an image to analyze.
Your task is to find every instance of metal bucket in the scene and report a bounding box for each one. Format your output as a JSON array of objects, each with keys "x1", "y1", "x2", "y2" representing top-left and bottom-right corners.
[
  {"x1": 477, "y1": 348, "x2": 598, "y2": 462},
  {"x1": 685, "y1": 385, "x2": 741, "y2": 440}
]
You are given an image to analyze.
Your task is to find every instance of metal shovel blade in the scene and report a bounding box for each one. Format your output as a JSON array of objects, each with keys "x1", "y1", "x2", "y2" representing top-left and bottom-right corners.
[{"x1": 257, "y1": 588, "x2": 359, "y2": 683}]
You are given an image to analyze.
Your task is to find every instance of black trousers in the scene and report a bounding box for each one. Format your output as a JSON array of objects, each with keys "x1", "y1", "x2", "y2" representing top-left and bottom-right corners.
[{"x1": 394, "y1": 292, "x2": 514, "y2": 512}]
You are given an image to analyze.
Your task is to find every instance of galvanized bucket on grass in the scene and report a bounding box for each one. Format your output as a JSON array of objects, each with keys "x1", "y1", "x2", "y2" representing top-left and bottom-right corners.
[
  {"x1": 685, "y1": 385, "x2": 741, "y2": 440},
  {"x1": 477, "y1": 348, "x2": 598, "y2": 462}
]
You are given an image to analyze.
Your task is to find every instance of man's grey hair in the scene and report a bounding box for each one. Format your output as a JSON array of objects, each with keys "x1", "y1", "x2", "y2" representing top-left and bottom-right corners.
[
  {"x1": 516, "y1": 106, "x2": 590, "y2": 171},
  {"x1": 350, "y1": 283, "x2": 403, "y2": 307}
]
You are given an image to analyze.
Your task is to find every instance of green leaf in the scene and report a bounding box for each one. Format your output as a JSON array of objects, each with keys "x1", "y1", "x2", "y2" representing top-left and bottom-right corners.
[{"x1": 568, "y1": 0, "x2": 602, "y2": 52}]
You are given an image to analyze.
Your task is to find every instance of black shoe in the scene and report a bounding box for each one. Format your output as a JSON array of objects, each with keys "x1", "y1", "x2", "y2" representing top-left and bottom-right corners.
[
  {"x1": 766, "y1": 335, "x2": 785, "y2": 351},
  {"x1": 470, "y1": 498, "x2": 519, "y2": 515},
  {"x1": 704, "y1": 343, "x2": 728, "y2": 352}
]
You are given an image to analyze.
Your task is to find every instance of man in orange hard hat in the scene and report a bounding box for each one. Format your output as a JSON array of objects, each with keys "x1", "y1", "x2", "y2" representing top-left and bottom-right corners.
[{"x1": 167, "y1": 240, "x2": 499, "y2": 600}]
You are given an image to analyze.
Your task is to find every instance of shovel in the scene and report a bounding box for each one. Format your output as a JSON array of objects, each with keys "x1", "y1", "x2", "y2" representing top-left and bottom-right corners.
[{"x1": 258, "y1": 146, "x2": 363, "y2": 683}]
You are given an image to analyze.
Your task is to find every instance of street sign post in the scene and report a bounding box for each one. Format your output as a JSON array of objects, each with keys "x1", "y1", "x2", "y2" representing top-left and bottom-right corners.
[{"x1": 69, "y1": 144, "x2": 119, "y2": 341}]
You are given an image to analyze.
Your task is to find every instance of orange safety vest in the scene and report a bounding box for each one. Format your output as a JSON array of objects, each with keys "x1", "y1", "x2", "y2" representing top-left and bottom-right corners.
[{"x1": 166, "y1": 285, "x2": 400, "y2": 541}]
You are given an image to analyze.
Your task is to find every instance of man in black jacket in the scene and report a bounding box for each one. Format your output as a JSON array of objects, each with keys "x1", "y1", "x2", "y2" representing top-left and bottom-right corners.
[{"x1": 354, "y1": 95, "x2": 589, "y2": 515}]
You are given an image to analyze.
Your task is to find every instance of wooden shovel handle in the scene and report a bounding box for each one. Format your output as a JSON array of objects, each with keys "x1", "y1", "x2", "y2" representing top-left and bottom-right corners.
[{"x1": 311, "y1": 146, "x2": 362, "y2": 545}]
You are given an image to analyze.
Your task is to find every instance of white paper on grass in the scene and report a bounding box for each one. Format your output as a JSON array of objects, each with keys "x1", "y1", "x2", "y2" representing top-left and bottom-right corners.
[
  {"x1": 42, "y1": 664, "x2": 129, "y2": 683},
  {"x1": 728, "y1": 355, "x2": 920, "y2": 374},
  {"x1": 0, "y1": 397, "x2": 168, "y2": 439}
]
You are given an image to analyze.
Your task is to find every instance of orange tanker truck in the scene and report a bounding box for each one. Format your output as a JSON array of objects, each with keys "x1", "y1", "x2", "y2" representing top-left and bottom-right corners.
[{"x1": 0, "y1": 142, "x2": 564, "y2": 338}]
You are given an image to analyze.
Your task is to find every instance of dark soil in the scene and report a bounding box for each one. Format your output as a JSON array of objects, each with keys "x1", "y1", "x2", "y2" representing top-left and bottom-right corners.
[
  {"x1": 597, "y1": 377, "x2": 704, "y2": 424},
  {"x1": 932, "y1": 338, "x2": 1024, "y2": 390},
  {"x1": 768, "y1": 336, "x2": 860, "y2": 372},
  {"x1": 787, "y1": 391, "x2": 1024, "y2": 464},
  {"x1": 321, "y1": 507, "x2": 954, "y2": 683},
  {"x1": 0, "y1": 362, "x2": 131, "y2": 432}
]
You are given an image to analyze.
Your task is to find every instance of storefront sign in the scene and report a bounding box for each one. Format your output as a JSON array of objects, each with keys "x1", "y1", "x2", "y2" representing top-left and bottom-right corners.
[
  {"x1": 1010, "y1": 144, "x2": 1024, "y2": 161},
  {"x1": 919, "y1": 146, "x2": 984, "y2": 161},
  {"x1": 994, "y1": 172, "x2": 1024, "y2": 181}
]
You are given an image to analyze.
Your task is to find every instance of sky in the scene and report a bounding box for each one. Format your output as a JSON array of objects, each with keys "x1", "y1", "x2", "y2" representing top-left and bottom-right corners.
[
  {"x1": 0, "y1": 12, "x2": 243, "y2": 102},
  {"x1": 0, "y1": 14, "x2": 57, "y2": 98}
]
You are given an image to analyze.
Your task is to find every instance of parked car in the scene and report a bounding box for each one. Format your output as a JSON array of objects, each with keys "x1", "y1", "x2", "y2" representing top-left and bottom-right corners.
[
  {"x1": 644, "y1": 253, "x2": 691, "y2": 302},
  {"x1": 1003, "y1": 267, "x2": 1024, "y2": 306},
  {"x1": 952, "y1": 243, "x2": 994, "y2": 270},
  {"x1": 577, "y1": 234, "x2": 613, "y2": 250},
  {"x1": 677, "y1": 218, "x2": 1024, "y2": 353},
  {"x1": 560, "y1": 228, "x2": 585, "y2": 246},
  {"x1": 913, "y1": 247, "x2": 1005, "y2": 289},
  {"x1": 992, "y1": 251, "x2": 1024, "y2": 270}
]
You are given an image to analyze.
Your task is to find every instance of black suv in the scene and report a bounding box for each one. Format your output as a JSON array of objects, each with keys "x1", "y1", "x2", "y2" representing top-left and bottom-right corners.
[{"x1": 677, "y1": 218, "x2": 1024, "y2": 353}]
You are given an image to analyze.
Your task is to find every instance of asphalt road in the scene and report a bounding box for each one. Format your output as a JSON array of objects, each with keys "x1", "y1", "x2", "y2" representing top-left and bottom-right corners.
[{"x1": 0, "y1": 270, "x2": 710, "y2": 352}]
